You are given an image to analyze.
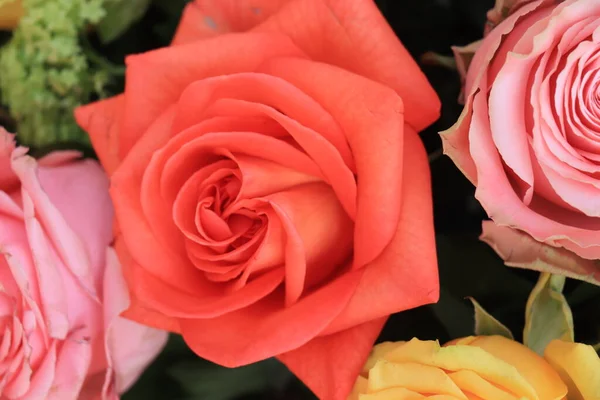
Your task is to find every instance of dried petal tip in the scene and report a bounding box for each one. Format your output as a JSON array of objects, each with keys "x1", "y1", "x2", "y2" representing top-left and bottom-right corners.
[{"x1": 480, "y1": 221, "x2": 600, "y2": 287}]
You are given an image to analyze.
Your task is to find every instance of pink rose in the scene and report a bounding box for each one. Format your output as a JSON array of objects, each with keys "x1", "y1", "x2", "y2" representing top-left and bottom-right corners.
[
  {"x1": 0, "y1": 129, "x2": 167, "y2": 399},
  {"x1": 443, "y1": 0, "x2": 600, "y2": 260}
]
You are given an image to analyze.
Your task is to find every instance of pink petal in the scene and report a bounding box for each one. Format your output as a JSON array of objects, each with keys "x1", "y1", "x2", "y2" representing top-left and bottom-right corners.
[
  {"x1": 481, "y1": 221, "x2": 600, "y2": 286},
  {"x1": 46, "y1": 331, "x2": 93, "y2": 400},
  {"x1": 101, "y1": 248, "x2": 167, "y2": 394},
  {"x1": 11, "y1": 154, "x2": 99, "y2": 302}
]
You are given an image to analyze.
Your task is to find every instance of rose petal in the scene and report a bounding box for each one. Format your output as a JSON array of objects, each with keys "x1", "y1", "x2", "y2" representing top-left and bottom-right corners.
[
  {"x1": 128, "y1": 258, "x2": 284, "y2": 319},
  {"x1": 278, "y1": 317, "x2": 387, "y2": 400},
  {"x1": 112, "y1": 108, "x2": 212, "y2": 296},
  {"x1": 23, "y1": 215, "x2": 69, "y2": 339},
  {"x1": 234, "y1": 154, "x2": 322, "y2": 199},
  {"x1": 159, "y1": 132, "x2": 324, "y2": 206},
  {"x1": 37, "y1": 159, "x2": 113, "y2": 286},
  {"x1": 544, "y1": 340, "x2": 600, "y2": 399},
  {"x1": 259, "y1": 57, "x2": 403, "y2": 269},
  {"x1": 46, "y1": 330, "x2": 93, "y2": 400},
  {"x1": 470, "y1": 86, "x2": 600, "y2": 259},
  {"x1": 252, "y1": 0, "x2": 440, "y2": 131},
  {"x1": 202, "y1": 97, "x2": 357, "y2": 217},
  {"x1": 264, "y1": 183, "x2": 353, "y2": 304},
  {"x1": 321, "y1": 126, "x2": 439, "y2": 334},
  {"x1": 480, "y1": 221, "x2": 600, "y2": 286},
  {"x1": 119, "y1": 33, "x2": 305, "y2": 160},
  {"x1": 11, "y1": 153, "x2": 99, "y2": 302},
  {"x1": 171, "y1": 72, "x2": 355, "y2": 173},
  {"x1": 172, "y1": 0, "x2": 289, "y2": 44},
  {"x1": 441, "y1": 0, "x2": 549, "y2": 184},
  {"x1": 115, "y1": 238, "x2": 181, "y2": 333},
  {"x1": 74, "y1": 95, "x2": 124, "y2": 176},
  {"x1": 467, "y1": 335, "x2": 567, "y2": 400},
  {"x1": 147, "y1": 131, "x2": 326, "y2": 280},
  {"x1": 0, "y1": 128, "x2": 18, "y2": 190},
  {"x1": 19, "y1": 342, "x2": 56, "y2": 400},
  {"x1": 101, "y1": 248, "x2": 168, "y2": 394},
  {"x1": 179, "y1": 265, "x2": 361, "y2": 366}
]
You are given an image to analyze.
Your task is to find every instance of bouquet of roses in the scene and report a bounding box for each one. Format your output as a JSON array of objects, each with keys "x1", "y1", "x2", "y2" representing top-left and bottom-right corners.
[{"x1": 0, "y1": 0, "x2": 598, "y2": 399}]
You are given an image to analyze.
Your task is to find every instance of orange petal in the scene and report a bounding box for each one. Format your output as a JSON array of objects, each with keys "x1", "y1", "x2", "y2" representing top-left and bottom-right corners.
[
  {"x1": 322, "y1": 126, "x2": 439, "y2": 334},
  {"x1": 118, "y1": 33, "x2": 304, "y2": 161},
  {"x1": 172, "y1": 0, "x2": 289, "y2": 44},
  {"x1": 259, "y1": 57, "x2": 404, "y2": 269},
  {"x1": 278, "y1": 317, "x2": 387, "y2": 400},
  {"x1": 253, "y1": 0, "x2": 440, "y2": 131},
  {"x1": 179, "y1": 267, "x2": 362, "y2": 367},
  {"x1": 115, "y1": 237, "x2": 181, "y2": 333},
  {"x1": 74, "y1": 95, "x2": 124, "y2": 176}
]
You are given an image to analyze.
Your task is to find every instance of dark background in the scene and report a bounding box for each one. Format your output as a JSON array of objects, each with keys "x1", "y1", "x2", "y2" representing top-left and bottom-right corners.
[{"x1": 79, "y1": 0, "x2": 600, "y2": 398}]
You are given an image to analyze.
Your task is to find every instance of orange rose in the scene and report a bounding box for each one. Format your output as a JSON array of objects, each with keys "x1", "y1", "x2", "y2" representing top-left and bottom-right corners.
[
  {"x1": 75, "y1": 1, "x2": 440, "y2": 398},
  {"x1": 352, "y1": 336, "x2": 600, "y2": 400}
]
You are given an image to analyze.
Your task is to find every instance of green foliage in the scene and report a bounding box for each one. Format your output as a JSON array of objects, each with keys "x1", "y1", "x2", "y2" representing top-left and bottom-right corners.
[
  {"x1": 469, "y1": 297, "x2": 514, "y2": 339},
  {"x1": 169, "y1": 359, "x2": 292, "y2": 400},
  {"x1": 0, "y1": 0, "x2": 118, "y2": 147},
  {"x1": 123, "y1": 335, "x2": 295, "y2": 400},
  {"x1": 97, "y1": 0, "x2": 152, "y2": 44},
  {"x1": 524, "y1": 273, "x2": 575, "y2": 355}
]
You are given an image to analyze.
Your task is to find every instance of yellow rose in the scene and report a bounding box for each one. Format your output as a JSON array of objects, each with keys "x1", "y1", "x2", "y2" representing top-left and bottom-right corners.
[
  {"x1": 544, "y1": 340, "x2": 600, "y2": 400},
  {"x1": 0, "y1": 0, "x2": 22, "y2": 30},
  {"x1": 351, "y1": 336, "x2": 600, "y2": 400}
]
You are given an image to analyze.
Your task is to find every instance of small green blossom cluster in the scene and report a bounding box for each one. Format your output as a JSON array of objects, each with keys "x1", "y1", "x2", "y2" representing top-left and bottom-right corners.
[{"x1": 0, "y1": 0, "x2": 113, "y2": 146}]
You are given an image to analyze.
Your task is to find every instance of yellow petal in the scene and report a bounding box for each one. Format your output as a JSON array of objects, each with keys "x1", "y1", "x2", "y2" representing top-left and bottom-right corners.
[
  {"x1": 384, "y1": 338, "x2": 538, "y2": 400},
  {"x1": 446, "y1": 336, "x2": 479, "y2": 346},
  {"x1": 359, "y1": 387, "x2": 426, "y2": 400},
  {"x1": 544, "y1": 340, "x2": 600, "y2": 400},
  {"x1": 349, "y1": 376, "x2": 369, "y2": 400},
  {"x1": 468, "y1": 336, "x2": 567, "y2": 400},
  {"x1": 0, "y1": 0, "x2": 22, "y2": 30},
  {"x1": 368, "y1": 360, "x2": 467, "y2": 399},
  {"x1": 363, "y1": 342, "x2": 406, "y2": 375},
  {"x1": 448, "y1": 370, "x2": 519, "y2": 400},
  {"x1": 427, "y1": 397, "x2": 468, "y2": 400},
  {"x1": 462, "y1": 394, "x2": 485, "y2": 400}
]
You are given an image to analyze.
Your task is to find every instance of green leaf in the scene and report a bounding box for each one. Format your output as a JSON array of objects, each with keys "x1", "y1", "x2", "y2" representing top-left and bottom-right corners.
[
  {"x1": 524, "y1": 273, "x2": 575, "y2": 355},
  {"x1": 96, "y1": 0, "x2": 152, "y2": 44},
  {"x1": 169, "y1": 358, "x2": 292, "y2": 400},
  {"x1": 594, "y1": 343, "x2": 600, "y2": 352},
  {"x1": 468, "y1": 297, "x2": 514, "y2": 340}
]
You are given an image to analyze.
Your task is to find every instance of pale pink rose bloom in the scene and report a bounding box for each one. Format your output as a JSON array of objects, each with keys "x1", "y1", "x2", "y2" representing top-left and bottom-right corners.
[
  {"x1": 0, "y1": 128, "x2": 168, "y2": 399},
  {"x1": 442, "y1": 0, "x2": 600, "y2": 261}
]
